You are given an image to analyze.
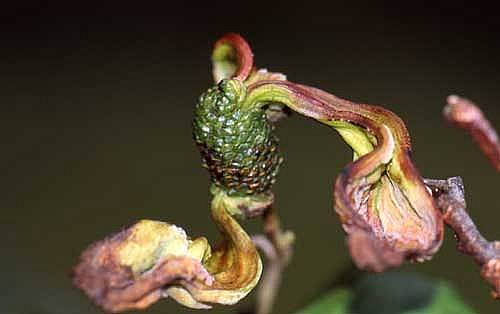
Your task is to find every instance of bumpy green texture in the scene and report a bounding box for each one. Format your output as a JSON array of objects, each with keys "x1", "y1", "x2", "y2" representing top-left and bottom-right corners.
[{"x1": 193, "y1": 79, "x2": 283, "y2": 196}]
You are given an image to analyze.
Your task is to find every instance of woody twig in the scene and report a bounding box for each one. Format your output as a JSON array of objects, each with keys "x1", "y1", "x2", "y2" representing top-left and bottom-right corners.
[{"x1": 425, "y1": 95, "x2": 500, "y2": 299}]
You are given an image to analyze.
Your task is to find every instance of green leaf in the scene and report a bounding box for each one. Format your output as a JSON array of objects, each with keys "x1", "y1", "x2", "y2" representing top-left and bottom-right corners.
[
  {"x1": 295, "y1": 272, "x2": 476, "y2": 314},
  {"x1": 295, "y1": 289, "x2": 351, "y2": 314},
  {"x1": 404, "y1": 283, "x2": 476, "y2": 314}
]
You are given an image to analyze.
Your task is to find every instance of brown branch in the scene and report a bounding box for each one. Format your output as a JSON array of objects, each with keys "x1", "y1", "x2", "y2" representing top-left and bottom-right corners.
[
  {"x1": 424, "y1": 177, "x2": 500, "y2": 299},
  {"x1": 251, "y1": 209, "x2": 294, "y2": 314},
  {"x1": 444, "y1": 95, "x2": 500, "y2": 172},
  {"x1": 422, "y1": 95, "x2": 500, "y2": 299}
]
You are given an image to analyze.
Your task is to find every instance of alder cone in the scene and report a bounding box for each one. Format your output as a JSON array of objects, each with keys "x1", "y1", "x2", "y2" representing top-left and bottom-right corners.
[{"x1": 193, "y1": 80, "x2": 283, "y2": 196}]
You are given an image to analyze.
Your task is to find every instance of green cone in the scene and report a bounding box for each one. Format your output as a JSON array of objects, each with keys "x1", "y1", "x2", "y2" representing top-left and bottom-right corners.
[{"x1": 193, "y1": 79, "x2": 283, "y2": 196}]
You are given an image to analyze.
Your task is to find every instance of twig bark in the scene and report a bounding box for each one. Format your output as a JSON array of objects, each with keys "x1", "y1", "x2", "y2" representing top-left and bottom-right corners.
[
  {"x1": 444, "y1": 95, "x2": 500, "y2": 171},
  {"x1": 252, "y1": 209, "x2": 294, "y2": 314},
  {"x1": 424, "y1": 177, "x2": 500, "y2": 299},
  {"x1": 422, "y1": 95, "x2": 500, "y2": 299}
]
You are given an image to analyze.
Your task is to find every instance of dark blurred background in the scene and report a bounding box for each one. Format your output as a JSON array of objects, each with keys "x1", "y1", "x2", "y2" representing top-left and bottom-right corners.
[{"x1": 1, "y1": 2, "x2": 499, "y2": 313}]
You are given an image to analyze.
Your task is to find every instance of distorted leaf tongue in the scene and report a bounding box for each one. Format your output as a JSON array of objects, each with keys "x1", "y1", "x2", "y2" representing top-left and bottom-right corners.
[
  {"x1": 72, "y1": 194, "x2": 263, "y2": 313},
  {"x1": 239, "y1": 79, "x2": 444, "y2": 270},
  {"x1": 336, "y1": 126, "x2": 444, "y2": 271},
  {"x1": 72, "y1": 220, "x2": 217, "y2": 312}
]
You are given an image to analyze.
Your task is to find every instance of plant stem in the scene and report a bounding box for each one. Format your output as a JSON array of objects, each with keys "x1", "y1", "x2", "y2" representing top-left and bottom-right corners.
[
  {"x1": 252, "y1": 208, "x2": 295, "y2": 314},
  {"x1": 425, "y1": 177, "x2": 500, "y2": 299},
  {"x1": 444, "y1": 95, "x2": 500, "y2": 172},
  {"x1": 422, "y1": 95, "x2": 500, "y2": 299}
]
